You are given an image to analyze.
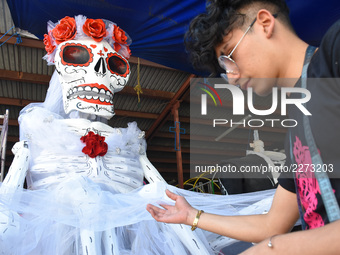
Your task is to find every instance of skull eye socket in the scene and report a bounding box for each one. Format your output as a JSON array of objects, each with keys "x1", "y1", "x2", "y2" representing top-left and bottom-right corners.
[
  {"x1": 108, "y1": 56, "x2": 126, "y2": 74},
  {"x1": 59, "y1": 43, "x2": 93, "y2": 67},
  {"x1": 63, "y1": 46, "x2": 89, "y2": 64},
  {"x1": 106, "y1": 53, "x2": 130, "y2": 77}
]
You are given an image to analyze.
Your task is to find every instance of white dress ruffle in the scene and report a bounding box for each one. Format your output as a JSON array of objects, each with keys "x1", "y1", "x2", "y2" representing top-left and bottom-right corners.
[
  {"x1": 0, "y1": 106, "x2": 275, "y2": 255},
  {"x1": 0, "y1": 179, "x2": 274, "y2": 255}
]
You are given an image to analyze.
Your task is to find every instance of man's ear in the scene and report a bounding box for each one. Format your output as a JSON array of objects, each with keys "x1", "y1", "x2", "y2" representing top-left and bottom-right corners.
[{"x1": 256, "y1": 9, "x2": 275, "y2": 38}]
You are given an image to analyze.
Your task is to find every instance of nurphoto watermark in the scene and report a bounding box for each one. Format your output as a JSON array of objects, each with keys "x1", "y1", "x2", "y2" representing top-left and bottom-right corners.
[{"x1": 189, "y1": 77, "x2": 340, "y2": 180}]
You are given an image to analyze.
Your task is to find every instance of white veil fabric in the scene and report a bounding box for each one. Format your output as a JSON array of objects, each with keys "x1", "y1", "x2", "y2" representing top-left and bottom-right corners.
[
  {"x1": 0, "y1": 14, "x2": 277, "y2": 255},
  {"x1": 0, "y1": 179, "x2": 275, "y2": 254}
]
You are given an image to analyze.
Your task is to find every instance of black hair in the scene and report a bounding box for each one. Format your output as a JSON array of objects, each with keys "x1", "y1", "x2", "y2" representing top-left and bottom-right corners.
[{"x1": 184, "y1": 0, "x2": 292, "y2": 75}]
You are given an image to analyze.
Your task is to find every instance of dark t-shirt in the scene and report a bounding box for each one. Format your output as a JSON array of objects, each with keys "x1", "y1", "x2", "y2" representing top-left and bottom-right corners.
[{"x1": 278, "y1": 19, "x2": 340, "y2": 229}]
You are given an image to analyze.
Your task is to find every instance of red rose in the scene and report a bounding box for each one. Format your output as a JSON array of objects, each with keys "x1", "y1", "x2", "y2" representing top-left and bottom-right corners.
[
  {"x1": 52, "y1": 16, "x2": 77, "y2": 44},
  {"x1": 114, "y1": 42, "x2": 122, "y2": 52},
  {"x1": 43, "y1": 32, "x2": 56, "y2": 54},
  {"x1": 80, "y1": 131, "x2": 108, "y2": 158},
  {"x1": 113, "y1": 25, "x2": 127, "y2": 44},
  {"x1": 83, "y1": 18, "x2": 107, "y2": 42}
]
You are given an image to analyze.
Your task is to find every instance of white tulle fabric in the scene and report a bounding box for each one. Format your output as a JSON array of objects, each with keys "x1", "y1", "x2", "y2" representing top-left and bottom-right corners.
[
  {"x1": 0, "y1": 179, "x2": 274, "y2": 255},
  {"x1": 0, "y1": 71, "x2": 276, "y2": 254}
]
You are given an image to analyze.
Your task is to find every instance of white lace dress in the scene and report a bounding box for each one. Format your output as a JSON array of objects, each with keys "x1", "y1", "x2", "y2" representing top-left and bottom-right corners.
[{"x1": 0, "y1": 107, "x2": 275, "y2": 255}]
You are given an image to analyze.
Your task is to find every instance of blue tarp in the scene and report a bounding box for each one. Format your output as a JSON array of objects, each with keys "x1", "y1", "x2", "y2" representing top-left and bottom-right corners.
[{"x1": 5, "y1": 0, "x2": 340, "y2": 74}]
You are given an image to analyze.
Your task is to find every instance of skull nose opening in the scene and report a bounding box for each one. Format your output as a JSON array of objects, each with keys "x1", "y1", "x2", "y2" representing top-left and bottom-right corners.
[{"x1": 95, "y1": 57, "x2": 107, "y2": 75}]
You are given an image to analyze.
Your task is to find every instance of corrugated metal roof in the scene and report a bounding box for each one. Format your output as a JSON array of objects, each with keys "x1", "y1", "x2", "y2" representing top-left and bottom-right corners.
[
  {"x1": 0, "y1": 0, "x2": 14, "y2": 35},
  {"x1": 0, "y1": 104, "x2": 19, "y2": 120}
]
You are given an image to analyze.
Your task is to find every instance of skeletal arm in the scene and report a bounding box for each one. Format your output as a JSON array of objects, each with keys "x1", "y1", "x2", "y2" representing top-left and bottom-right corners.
[
  {"x1": 0, "y1": 141, "x2": 30, "y2": 242},
  {"x1": 139, "y1": 153, "x2": 166, "y2": 183},
  {"x1": 0, "y1": 141, "x2": 30, "y2": 195}
]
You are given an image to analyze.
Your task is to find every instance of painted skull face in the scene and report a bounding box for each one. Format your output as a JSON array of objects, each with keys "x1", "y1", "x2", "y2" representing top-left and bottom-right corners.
[{"x1": 54, "y1": 39, "x2": 130, "y2": 119}]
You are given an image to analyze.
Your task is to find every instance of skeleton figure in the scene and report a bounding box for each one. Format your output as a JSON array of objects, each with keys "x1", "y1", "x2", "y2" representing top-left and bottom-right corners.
[{"x1": 0, "y1": 15, "x2": 213, "y2": 255}]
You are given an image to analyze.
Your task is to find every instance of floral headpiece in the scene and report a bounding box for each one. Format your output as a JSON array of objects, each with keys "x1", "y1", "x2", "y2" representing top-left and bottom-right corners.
[{"x1": 43, "y1": 15, "x2": 132, "y2": 65}]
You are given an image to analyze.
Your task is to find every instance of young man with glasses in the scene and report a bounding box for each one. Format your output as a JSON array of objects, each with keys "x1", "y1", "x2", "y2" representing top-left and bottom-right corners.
[{"x1": 147, "y1": 0, "x2": 340, "y2": 254}]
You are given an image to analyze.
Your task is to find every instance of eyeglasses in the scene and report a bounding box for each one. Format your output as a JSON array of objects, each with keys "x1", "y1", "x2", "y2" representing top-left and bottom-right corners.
[
  {"x1": 218, "y1": 14, "x2": 278, "y2": 77},
  {"x1": 218, "y1": 17, "x2": 257, "y2": 76}
]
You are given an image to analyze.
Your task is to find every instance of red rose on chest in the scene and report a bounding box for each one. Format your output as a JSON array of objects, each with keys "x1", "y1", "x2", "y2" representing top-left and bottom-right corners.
[{"x1": 80, "y1": 131, "x2": 108, "y2": 158}]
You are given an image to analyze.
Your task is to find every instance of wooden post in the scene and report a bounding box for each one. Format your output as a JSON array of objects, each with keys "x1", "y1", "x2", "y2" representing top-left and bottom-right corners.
[{"x1": 171, "y1": 101, "x2": 184, "y2": 188}]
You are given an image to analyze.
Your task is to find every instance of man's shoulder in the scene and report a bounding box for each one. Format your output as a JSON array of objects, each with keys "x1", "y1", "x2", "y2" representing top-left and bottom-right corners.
[
  {"x1": 320, "y1": 19, "x2": 340, "y2": 48},
  {"x1": 308, "y1": 19, "x2": 340, "y2": 78},
  {"x1": 326, "y1": 19, "x2": 340, "y2": 33}
]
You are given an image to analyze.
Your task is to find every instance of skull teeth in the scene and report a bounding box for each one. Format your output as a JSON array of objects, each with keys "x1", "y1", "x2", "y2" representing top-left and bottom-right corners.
[{"x1": 67, "y1": 85, "x2": 114, "y2": 103}]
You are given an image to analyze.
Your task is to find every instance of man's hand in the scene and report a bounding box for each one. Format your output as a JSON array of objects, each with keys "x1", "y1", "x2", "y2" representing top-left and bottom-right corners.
[{"x1": 146, "y1": 189, "x2": 197, "y2": 226}]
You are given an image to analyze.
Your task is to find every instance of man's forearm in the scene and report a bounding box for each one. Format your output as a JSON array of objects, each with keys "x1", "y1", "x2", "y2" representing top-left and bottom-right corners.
[
  {"x1": 241, "y1": 219, "x2": 340, "y2": 255},
  {"x1": 191, "y1": 185, "x2": 300, "y2": 243},
  {"x1": 196, "y1": 212, "x2": 279, "y2": 243}
]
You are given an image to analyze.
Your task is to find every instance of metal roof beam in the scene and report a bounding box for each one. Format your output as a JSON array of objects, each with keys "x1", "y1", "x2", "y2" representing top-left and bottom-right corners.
[
  {"x1": 146, "y1": 74, "x2": 195, "y2": 141},
  {"x1": 0, "y1": 69, "x2": 50, "y2": 84},
  {"x1": 0, "y1": 33, "x2": 44, "y2": 49},
  {"x1": 0, "y1": 70, "x2": 175, "y2": 100}
]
